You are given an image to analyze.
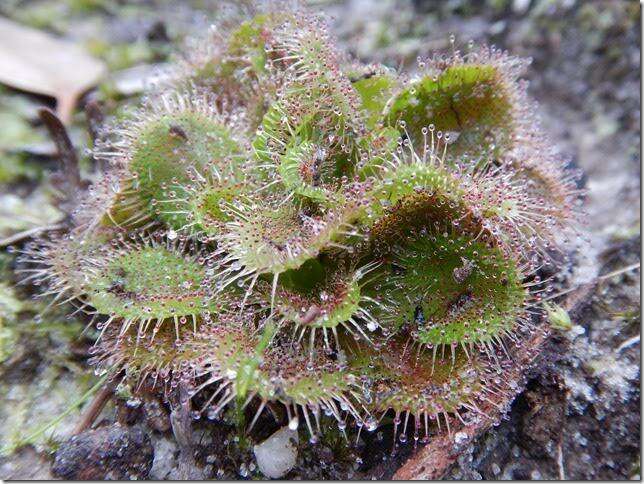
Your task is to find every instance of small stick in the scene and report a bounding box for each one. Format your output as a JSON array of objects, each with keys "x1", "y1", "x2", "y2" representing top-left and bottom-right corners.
[
  {"x1": 38, "y1": 107, "x2": 80, "y2": 190},
  {"x1": 598, "y1": 262, "x2": 640, "y2": 281},
  {"x1": 170, "y1": 382, "x2": 204, "y2": 480},
  {"x1": 84, "y1": 100, "x2": 105, "y2": 145},
  {"x1": 616, "y1": 335, "x2": 640, "y2": 353},
  {"x1": 0, "y1": 224, "x2": 64, "y2": 248},
  {"x1": 537, "y1": 262, "x2": 641, "y2": 306},
  {"x1": 84, "y1": 99, "x2": 107, "y2": 171},
  {"x1": 72, "y1": 384, "x2": 114, "y2": 435}
]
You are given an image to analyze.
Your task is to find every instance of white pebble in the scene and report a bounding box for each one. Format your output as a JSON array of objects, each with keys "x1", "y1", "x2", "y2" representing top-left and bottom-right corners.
[
  {"x1": 254, "y1": 426, "x2": 298, "y2": 479},
  {"x1": 454, "y1": 431, "x2": 468, "y2": 445}
]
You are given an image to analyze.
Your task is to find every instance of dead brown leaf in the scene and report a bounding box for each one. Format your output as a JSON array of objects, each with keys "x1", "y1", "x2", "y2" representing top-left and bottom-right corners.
[{"x1": 0, "y1": 17, "x2": 106, "y2": 124}]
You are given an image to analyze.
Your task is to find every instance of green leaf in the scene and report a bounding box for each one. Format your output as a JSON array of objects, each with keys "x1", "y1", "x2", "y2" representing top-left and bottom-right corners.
[
  {"x1": 352, "y1": 71, "x2": 397, "y2": 129},
  {"x1": 387, "y1": 64, "x2": 513, "y2": 162}
]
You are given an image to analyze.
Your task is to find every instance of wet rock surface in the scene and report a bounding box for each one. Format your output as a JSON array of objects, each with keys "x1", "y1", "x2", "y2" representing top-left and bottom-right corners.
[
  {"x1": 51, "y1": 423, "x2": 153, "y2": 480},
  {"x1": 0, "y1": 447, "x2": 53, "y2": 480}
]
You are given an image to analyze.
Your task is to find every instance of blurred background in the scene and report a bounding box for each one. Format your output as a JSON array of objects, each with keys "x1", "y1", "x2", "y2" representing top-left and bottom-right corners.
[{"x1": 0, "y1": 0, "x2": 639, "y2": 480}]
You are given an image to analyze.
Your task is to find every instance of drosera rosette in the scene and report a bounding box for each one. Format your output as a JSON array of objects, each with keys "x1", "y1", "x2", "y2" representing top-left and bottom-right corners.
[
  {"x1": 69, "y1": 169, "x2": 129, "y2": 234},
  {"x1": 211, "y1": 187, "x2": 369, "y2": 302},
  {"x1": 345, "y1": 334, "x2": 513, "y2": 446},
  {"x1": 174, "y1": 4, "x2": 301, "y2": 133},
  {"x1": 16, "y1": 0, "x2": 585, "y2": 459},
  {"x1": 16, "y1": 225, "x2": 119, "y2": 315},
  {"x1": 270, "y1": 140, "x2": 352, "y2": 204},
  {"x1": 385, "y1": 42, "x2": 533, "y2": 165},
  {"x1": 82, "y1": 231, "x2": 220, "y2": 341},
  {"x1": 90, "y1": 307, "x2": 253, "y2": 398},
  {"x1": 247, "y1": 341, "x2": 368, "y2": 442},
  {"x1": 252, "y1": 13, "x2": 366, "y2": 161},
  {"x1": 176, "y1": 310, "x2": 269, "y2": 418},
  {"x1": 382, "y1": 230, "x2": 531, "y2": 350},
  {"x1": 358, "y1": 185, "x2": 534, "y2": 353},
  {"x1": 102, "y1": 309, "x2": 369, "y2": 441},
  {"x1": 92, "y1": 89, "x2": 249, "y2": 232},
  {"x1": 347, "y1": 62, "x2": 399, "y2": 130},
  {"x1": 505, "y1": 144, "x2": 584, "y2": 244},
  {"x1": 382, "y1": 39, "x2": 584, "y2": 230},
  {"x1": 459, "y1": 162, "x2": 578, "y2": 259},
  {"x1": 365, "y1": 122, "x2": 580, "y2": 265},
  {"x1": 266, "y1": 258, "x2": 385, "y2": 350}
]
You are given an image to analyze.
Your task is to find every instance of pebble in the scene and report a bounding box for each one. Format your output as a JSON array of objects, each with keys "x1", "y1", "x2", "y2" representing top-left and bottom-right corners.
[
  {"x1": 454, "y1": 431, "x2": 468, "y2": 445},
  {"x1": 253, "y1": 426, "x2": 298, "y2": 479},
  {"x1": 512, "y1": 0, "x2": 531, "y2": 14}
]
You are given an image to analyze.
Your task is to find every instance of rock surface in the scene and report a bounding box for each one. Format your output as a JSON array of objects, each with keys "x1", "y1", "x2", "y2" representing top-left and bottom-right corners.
[{"x1": 51, "y1": 423, "x2": 153, "y2": 480}]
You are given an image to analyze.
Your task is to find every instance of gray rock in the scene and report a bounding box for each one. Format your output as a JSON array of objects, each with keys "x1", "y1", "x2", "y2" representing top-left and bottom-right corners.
[{"x1": 51, "y1": 423, "x2": 153, "y2": 480}]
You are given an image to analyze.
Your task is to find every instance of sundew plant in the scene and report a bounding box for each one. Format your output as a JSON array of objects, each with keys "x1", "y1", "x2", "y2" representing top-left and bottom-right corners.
[{"x1": 21, "y1": 2, "x2": 581, "y2": 447}]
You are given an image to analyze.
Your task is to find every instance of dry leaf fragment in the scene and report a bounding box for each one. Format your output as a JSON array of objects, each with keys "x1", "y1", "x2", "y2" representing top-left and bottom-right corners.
[{"x1": 0, "y1": 17, "x2": 106, "y2": 124}]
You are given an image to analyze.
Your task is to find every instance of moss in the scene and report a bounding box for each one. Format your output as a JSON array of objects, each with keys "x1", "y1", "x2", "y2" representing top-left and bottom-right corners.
[{"x1": 86, "y1": 39, "x2": 163, "y2": 71}]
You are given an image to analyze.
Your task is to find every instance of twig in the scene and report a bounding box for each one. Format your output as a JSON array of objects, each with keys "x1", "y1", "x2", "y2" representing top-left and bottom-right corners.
[
  {"x1": 38, "y1": 107, "x2": 80, "y2": 189},
  {"x1": 170, "y1": 382, "x2": 204, "y2": 480},
  {"x1": 84, "y1": 99, "x2": 108, "y2": 172},
  {"x1": 538, "y1": 262, "x2": 640, "y2": 306},
  {"x1": 84, "y1": 99, "x2": 105, "y2": 145},
  {"x1": 557, "y1": 440, "x2": 565, "y2": 480},
  {"x1": 72, "y1": 383, "x2": 115, "y2": 435},
  {"x1": 0, "y1": 224, "x2": 64, "y2": 247},
  {"x1": 616, "y1": 334, "x2": 640, "y2": 353},
  {"x1": 598, "y1": 262, "x2": 640, "y2": 281},
  {"x1": 38, "y1": 107, "x2": 85, "y2": 216}
]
